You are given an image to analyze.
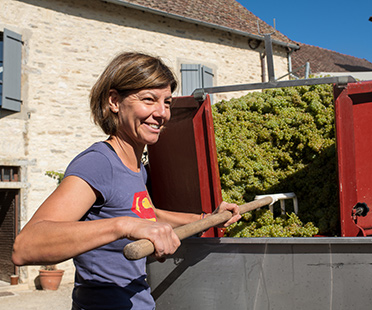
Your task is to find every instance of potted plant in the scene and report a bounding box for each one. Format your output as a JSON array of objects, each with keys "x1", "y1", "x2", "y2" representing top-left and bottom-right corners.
[{"x1": 39, "y1": 264, "x2": 64, "y2": 290}]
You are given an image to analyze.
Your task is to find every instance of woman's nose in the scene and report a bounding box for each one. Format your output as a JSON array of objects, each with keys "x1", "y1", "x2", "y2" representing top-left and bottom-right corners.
[{"x1": 154, "y1": 101, "x2": 168, "y2": 118}]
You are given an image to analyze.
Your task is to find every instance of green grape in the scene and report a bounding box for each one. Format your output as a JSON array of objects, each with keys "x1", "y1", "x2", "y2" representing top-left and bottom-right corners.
[
  {"x1": 225, "y1": 220, "x2": 246, "y2": 237},
  {"x1": 274, "y1": 216, "x2": 285, "y2": 225},
  {"x1": 241, "y1": 211, "x2": 253, "y2": 221},
  {"x1": 270, "y1": 224, "x2": 285, "y2": 237},
  {"x1": 224, "y1": 209, "x2": 319, "y2": 238},
  {"x1": 285, "y1": 212, "x2": 303, "y2": 226},
  {"x1": 240, "y1": 226, "x2": 253, "y2": 238},
  {"x1": 213, "y1": 83, "x2": 339, "y2": 236},
  {"x1": 256, "y1": 209, "x2": 274, "y2": 227}
]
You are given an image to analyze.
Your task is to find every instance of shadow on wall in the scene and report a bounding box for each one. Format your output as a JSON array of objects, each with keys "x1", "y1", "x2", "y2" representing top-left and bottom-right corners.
[{"x1": 335, "y1": 63, "x2": 372, "y2": 72}]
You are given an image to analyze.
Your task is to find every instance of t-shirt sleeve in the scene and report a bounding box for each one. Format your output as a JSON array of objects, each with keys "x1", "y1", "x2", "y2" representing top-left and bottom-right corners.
[{"x1": 64, "y1": 150, "x2": 113, "y2": 204}]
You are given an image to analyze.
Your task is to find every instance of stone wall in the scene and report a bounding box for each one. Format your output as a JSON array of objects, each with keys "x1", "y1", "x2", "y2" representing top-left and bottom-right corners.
[{"x1": 0, "y1": 0, "x2": 289, "y2": 286}]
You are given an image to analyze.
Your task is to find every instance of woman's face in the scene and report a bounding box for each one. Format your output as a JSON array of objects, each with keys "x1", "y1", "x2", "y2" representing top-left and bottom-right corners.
[{"x1": 110, "y1": 85, "x2": 172, "y2": 147}]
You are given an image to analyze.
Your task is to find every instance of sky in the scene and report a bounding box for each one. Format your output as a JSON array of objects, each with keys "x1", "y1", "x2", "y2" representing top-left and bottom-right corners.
[{"x1": 236, "y1": 0, "x2": 372, "y2": 63}]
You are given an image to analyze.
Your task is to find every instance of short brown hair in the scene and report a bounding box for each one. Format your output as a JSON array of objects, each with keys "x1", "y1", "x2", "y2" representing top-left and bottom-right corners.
[{"x1": 90, "y1": 52, "x2": 178, "y2": 135}]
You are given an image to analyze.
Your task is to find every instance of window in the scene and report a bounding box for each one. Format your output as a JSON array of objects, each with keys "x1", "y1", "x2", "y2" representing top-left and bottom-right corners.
[
  {"x1": 0, "y1": 166, "x2": 19, "y2": 182},
  {"x1": 181, "y1": 64, "x2": 214, "y2": 103},
  {"x1": 0, "y1": 29, "x2": 22, "y2": 112}
]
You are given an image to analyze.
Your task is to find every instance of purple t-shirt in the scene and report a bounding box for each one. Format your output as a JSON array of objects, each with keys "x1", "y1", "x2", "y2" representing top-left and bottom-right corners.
[{"x1": 65, "y1": 142, "x2": 156, "y2": 309}]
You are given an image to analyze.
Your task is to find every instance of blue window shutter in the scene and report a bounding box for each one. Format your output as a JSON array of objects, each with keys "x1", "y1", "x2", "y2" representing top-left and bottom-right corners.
[
  {"x1": 201, "y1": 66, "x2": 214, "y2": 88},
  {"x1": 181, "y1": 64, "x2": 202, "y2": 96},
  {"x1": 201, "y1": 65, "x2": 214, "y2": 104},
  {"x1": 2, "y1": 29, "x2": 22, "y2": 112},
  {"x1": 181, "y1": 64, "x2": 214, "y2": 103}
]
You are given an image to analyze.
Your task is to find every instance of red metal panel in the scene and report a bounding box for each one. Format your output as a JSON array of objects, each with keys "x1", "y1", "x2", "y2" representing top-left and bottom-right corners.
[
  {"x1": 192, "y1": 96, "x2": 223, "y2": 237},
  {"x1": 148, "y1": 95, "x2": 222, "y2": 237},
  {"x1": 334, "y1": 81, "x2": 372, "y2": 236}
]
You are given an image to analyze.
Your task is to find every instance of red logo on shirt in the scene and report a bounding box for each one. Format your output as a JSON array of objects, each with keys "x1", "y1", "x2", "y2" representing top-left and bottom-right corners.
[{"x1": 131, "y1": 191, "x2": 157, "y2": 222}]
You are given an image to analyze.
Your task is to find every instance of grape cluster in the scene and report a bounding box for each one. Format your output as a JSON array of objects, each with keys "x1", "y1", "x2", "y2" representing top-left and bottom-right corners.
[
  {"x1": 224, "y1": 209, "x2": 319, "y2": 238},
  {"x1": 212, "y1": 83, "x2": 339, "y2": 236}
]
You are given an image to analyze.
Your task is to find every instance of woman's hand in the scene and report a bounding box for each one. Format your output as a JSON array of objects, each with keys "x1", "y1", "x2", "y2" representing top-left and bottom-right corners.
[
  {"x1": 212, "y1": 201, "x2": 241, "y2": 227},
  {"x1": 124, "y1": 218, "x2": 181, "y2": 261}
]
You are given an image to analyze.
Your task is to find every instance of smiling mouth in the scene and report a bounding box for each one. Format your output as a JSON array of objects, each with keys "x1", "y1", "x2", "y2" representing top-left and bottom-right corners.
[{"x1": 148, "y1": 123, "x2": 161, "y2": 130}]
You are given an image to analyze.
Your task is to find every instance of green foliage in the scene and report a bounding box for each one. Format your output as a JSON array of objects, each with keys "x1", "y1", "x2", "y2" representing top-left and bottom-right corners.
[
  {"x1": 212, "y1": 84, "x2": 339, "y2": 236},
  {"x1": 225, "y1": 209, "x2": 319, "y2": 238},
  {"x1": 45, "y1": 171, "x2": 64, "y2": 185}
]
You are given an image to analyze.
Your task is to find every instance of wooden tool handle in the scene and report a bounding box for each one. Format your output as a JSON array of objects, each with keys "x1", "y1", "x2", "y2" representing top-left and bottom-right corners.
[{"x1": 123, "y1": 196, "x2": 273, "y2": 260}]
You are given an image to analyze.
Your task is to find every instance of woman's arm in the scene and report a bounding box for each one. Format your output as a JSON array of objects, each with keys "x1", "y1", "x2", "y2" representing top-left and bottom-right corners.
[
  {"x1": 154, "y1": 209, "x2": 200, "y2": 228},
  {"x1": 12, "y1": 176, "x2": 180, "y2": 266},
  {"x1": 155, "y1": 201, "x2": 241, "y2": 228}
]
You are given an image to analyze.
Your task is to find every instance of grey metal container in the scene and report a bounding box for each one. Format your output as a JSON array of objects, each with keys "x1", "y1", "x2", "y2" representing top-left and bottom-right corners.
[{"x1": 147, "y1": 237, "x2": 372, "y2": 310}]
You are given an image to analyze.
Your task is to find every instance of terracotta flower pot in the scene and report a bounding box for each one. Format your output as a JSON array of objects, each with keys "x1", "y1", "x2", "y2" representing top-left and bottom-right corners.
[
  {"x1": 39, "y1": 269, "x2": 64, "y2": 290},
  {"x1": 10, "y1": 275, "x2": 19, "y2": 285}
]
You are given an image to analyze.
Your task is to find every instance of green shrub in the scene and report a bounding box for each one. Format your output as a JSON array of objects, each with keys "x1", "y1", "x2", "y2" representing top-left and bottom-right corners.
[
  {"x1": 212, "y1": 84, "x2": 339, "y2": 236},
  {"x1": 45, "y1": 171, "x2": 64, "y2": 185}
]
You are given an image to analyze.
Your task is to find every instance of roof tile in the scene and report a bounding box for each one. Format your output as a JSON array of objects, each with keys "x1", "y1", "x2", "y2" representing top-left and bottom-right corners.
[
  {"x1": 291, "y1": 43, "x2": 372, "y2": 77},
  {"x1": 123, "y1": 0, "x2": 295, "y2": 45}
]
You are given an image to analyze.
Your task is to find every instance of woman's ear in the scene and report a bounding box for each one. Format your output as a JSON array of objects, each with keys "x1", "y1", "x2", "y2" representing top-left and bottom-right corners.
[{"x1": 108, "y1": 89, "x2": 120, "y2": 113}]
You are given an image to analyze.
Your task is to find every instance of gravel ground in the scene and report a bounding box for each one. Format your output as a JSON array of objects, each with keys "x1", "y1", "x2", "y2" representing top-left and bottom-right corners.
[{"x1": 0, "y1": 283, "x2": 73, "y2": 310}]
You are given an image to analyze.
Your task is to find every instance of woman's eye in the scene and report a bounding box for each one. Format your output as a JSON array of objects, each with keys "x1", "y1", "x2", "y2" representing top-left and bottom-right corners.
[{"x1": 143, "y1": 97, "x2": 154, "y2": 103}]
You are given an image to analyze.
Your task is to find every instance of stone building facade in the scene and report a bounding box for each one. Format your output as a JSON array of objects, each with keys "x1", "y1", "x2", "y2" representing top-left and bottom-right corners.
[{"x1": 0, "y1": 0, "x2": 297, "y2": 287}]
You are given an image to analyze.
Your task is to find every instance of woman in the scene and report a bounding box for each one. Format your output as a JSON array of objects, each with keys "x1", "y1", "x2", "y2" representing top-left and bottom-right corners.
[{"x1": 12, "y1": 52, "x2": 240, "y2": 309}]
